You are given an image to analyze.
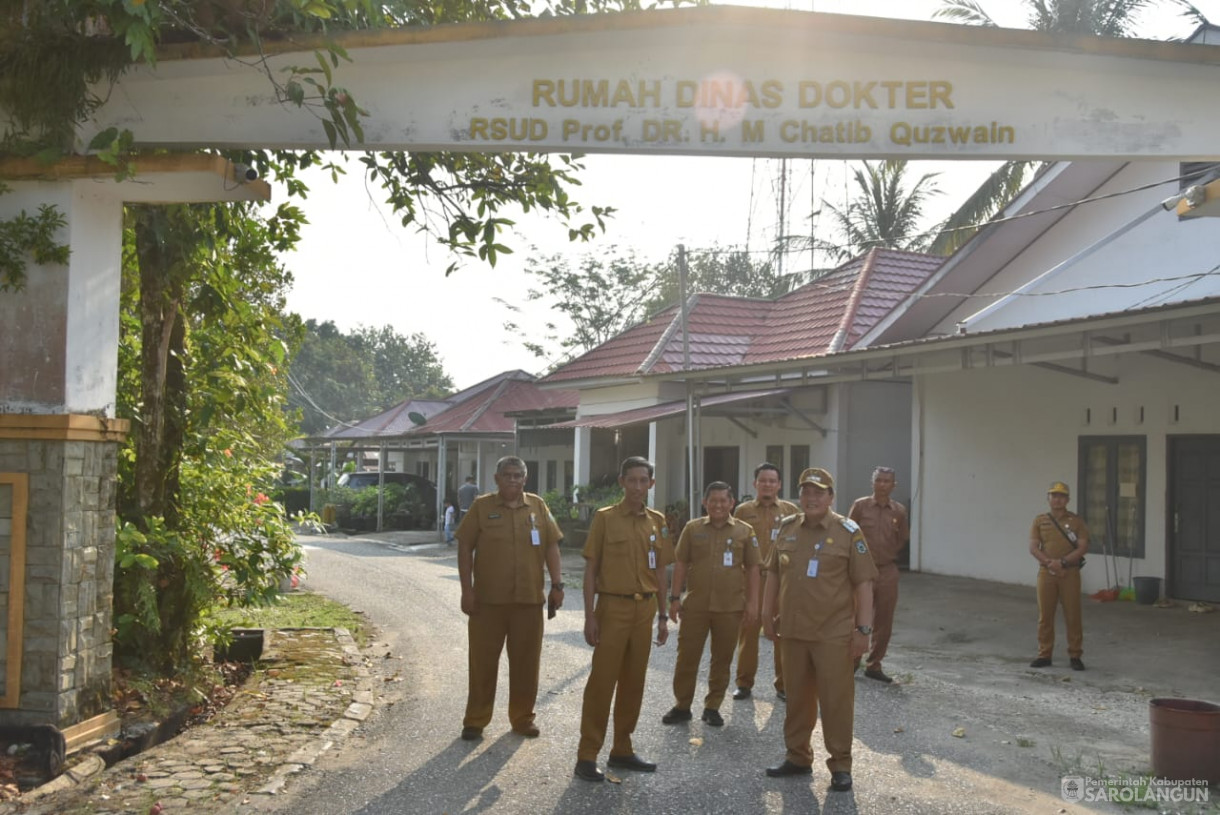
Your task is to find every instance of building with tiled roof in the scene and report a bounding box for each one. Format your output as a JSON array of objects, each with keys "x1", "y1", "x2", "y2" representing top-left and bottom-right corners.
[{"x1": 541, "y1": 249, "x2": 942, "y2": 514}]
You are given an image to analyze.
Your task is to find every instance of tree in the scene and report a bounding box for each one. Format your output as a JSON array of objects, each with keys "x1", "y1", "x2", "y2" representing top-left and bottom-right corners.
[
  {"x1": 501, "y1": 248, "x2": 663, "y2": 363},
  {"x1": 288, "y1": 319, "x2": 453, "y2": 435},
  {"x1": 811, "y1": 160, "x2": 941, "y2": 263},
  {"x1": 928, "y1": 0, "x2": 1211, "y2": 253},
  {"x1": 115, "y1": 200, "x2": 308, "y2": 673},
  {"x1": 503, "y1": 245, "x2": 790, "y2": 365},
  {"x1": 641, "y1": 248, "x2": 788, "y2": 315}
]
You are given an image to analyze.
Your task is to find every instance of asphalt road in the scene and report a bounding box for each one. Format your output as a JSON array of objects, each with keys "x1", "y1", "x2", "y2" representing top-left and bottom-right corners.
[{"x1": 258, "y1": 535, "x2": 1168, "y2": 815}]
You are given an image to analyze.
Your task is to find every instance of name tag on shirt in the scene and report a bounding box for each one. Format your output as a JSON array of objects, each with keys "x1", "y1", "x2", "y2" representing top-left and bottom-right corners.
[
  {"x1": 771, "y1": 528, "x2": 779, "y2": 540},
  {"x1": 531, "y1": 529, "x2": 541, "y2": 546},
  {"x1": 723, "y1": 550, "x2": 733, "y2": 567},
  {"x1": 648, "y1": 550, "x2": 657, "y2": 569},
  {"x1": 806, "y1": 559, "x2": 819, "y2": 578}
]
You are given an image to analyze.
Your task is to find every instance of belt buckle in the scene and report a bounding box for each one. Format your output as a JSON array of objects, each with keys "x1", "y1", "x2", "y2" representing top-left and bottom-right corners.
[{"x1": 632, "y1": 592, "x2": 643, "y2": 601}]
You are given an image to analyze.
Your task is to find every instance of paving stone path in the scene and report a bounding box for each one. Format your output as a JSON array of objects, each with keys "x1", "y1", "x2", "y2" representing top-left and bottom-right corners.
[{"x1": 6, "y1": 628, "x2": 373, "y2": 814}]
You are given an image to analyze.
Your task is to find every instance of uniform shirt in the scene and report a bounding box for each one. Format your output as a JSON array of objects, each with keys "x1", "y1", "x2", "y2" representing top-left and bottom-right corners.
[
  {"x1": 583, "y1": 500, "x2": 674, "y2": 596},
  {"x1": 674, "y1": 516, "x2": 760, "y2": 613},
  {"x1": 456, "y1": 492, "x2": 562, "y2": 604},
  {"x1": 734, "y1": 498, "x2": 800, "y2": 565},
  {"x1": 1030, "y1": 511, "x2": 1090, "y2": 561},
  {"x1": 765, "y1": 510, "x2": 879, "y2": 642},
  {"x1": 848, "y1": 495, "x2": 910, "y2": 567}
]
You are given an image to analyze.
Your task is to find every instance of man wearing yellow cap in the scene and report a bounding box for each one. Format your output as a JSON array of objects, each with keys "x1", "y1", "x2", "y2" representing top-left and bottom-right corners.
[
  {"x1": 1029, "y1": 481, "x2": 1090, "y2": 671},
  {"x1": 761, "y1": 467, "x2": 877, "y2": 793}
]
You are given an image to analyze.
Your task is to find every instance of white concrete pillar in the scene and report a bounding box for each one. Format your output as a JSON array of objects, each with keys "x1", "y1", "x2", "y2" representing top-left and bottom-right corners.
[{"x1": 573, "y1": 427, "x2": 592, "y2": 488}]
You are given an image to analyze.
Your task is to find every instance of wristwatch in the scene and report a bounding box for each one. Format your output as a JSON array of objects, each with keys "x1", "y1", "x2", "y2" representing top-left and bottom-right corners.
[
  {"x1": 551, "y1": 582, "x2": 565, "y2": 591},
  {"x1": 856, "y1": 625, "x2": 873, "y2": 636},
  {"x1": 669, "y1": 595, "x2": 681, "y2": 602}
]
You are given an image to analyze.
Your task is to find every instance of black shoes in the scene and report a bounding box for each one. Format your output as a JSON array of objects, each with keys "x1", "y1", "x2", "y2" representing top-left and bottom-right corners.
[
  {"x1": 766, "y1": 759, "x2": 812, "y2": 777},
  {"x1": 1029, "y1": 657, "x2": 1052, "y2": 668},
  {"x1": 573, "y1": 760, "x2": 604, "y2": 782},
  {"x1": 775, "y1": 689, "x2": 787, "y2": 702},
  {"x1": 1070, "y1": 658, "x2": 1086, "y2": 671},
  {"x1": 732, "y1": 686, "x2": 752, "y2": 700},
  {"x1": 512, "y1": 724, "x2": 540, "y2": 737},
  {"x1": 863, "y1": 668, "x2": 893, "y2": 684},
  {"x1": 662, "y1": 706, "x2": 693, "y2": 724},
  {"x1": 701, "y1": 708, "x2": 724, "y2": 727},
  {"x1": 607, "y1": 753, "x2": 657, "y2": 772},
  {"x1": 830, "y1": 771, "x2": 853, "y2": 791},
  {"x1": 460, "y1": 726, "x2": 483, "y2": 741}
]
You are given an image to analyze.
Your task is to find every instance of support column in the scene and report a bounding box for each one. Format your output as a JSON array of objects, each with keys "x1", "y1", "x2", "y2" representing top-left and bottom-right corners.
[
  {"x1": 573, "y1": 427, "x2": 592, "y2": 488},
  {"x1": 0, "y1": 179, "x2": 127, "y2": 727}
]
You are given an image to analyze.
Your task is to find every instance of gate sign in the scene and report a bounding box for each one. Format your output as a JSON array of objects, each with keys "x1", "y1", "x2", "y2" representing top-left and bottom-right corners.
[{"x1": 88, "y1": 7, "x2": 1220, "y2": 160}]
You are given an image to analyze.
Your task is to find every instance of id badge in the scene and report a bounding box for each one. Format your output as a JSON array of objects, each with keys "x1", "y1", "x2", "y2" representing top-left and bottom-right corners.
[
  {"x1": 648, "y1": 549, "x2": 657, "y2": 569},
  {"x1": 806, "y1": 559, "x2": 819, "y2": 578},
  {"x1": 530, "y1": 529, "x2": 541, "y2": 546},
  {"x1": 723, "y1": 550, "x2": 733, "y2": 567},
  {"x1": 771, "y1": 528, "x2": 779, "y2": 541}
]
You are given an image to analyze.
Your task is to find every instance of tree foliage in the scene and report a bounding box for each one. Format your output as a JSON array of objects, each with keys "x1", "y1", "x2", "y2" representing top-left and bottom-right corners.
[
  {"x1": 288, "y1": 319, "x2": 453, "y2": 435},
  {"x1": 803, "y1": 160, "x2": 941, "y2": 263},
  {"x1": 114, "y1": 200, "x2": 309, "y2": 673},
  {"x1": 503, "y1": 246, "x2": 787, "y2": 365}
]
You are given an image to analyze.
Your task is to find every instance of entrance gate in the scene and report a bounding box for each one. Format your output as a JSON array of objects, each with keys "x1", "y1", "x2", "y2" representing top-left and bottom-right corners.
[{"x1": 3, "y1": 5, "x2": 1220, "y2": 730}]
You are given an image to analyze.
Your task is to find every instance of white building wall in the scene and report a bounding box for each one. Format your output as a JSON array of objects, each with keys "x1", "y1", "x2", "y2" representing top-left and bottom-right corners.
[
  {"x1": 841, "y1": 381, "x2": 914, "y2": 509},
  {"x1": 913, "y1": 353, "x2": 1220, "y2": 591}
]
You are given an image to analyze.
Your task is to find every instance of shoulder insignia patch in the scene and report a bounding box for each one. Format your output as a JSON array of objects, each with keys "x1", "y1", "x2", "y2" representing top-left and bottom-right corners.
[
  {"x1": 841, "y1": 517, "x2": 860, "y2": 533},
  {"x1": 751, "y1": 536, "x2": 759, "y2": 548},
  {"x1": 661, "y1": 526, "x2": 670, "y2": 538},
  {"x1": 856, "y1": 540, "x2": 868, "y2": 554}
]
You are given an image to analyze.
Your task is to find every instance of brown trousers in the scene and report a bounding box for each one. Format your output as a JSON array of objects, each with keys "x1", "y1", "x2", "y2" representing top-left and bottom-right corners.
[
  {"x1": 463, "y1": 602, "x2": 544, "y2": 731},
  {"x1": 577, "y1": 595, "x2": 655, "y2": 761},
  {"x1": 780, "y1": 637, "x2": 856, "y2": 772},
  {"x1": 673, "y1": 609, "x2": 742, "y2": 711},
  {"x1": 1036, "y1": 567, "x2": 1084, "y2": 659},
  {"x1": 866, "y1": 562, "x2": 900, "y2": 671},
  {"x1": 736, "y1": 586, "x2": 783, "y2": 692}
]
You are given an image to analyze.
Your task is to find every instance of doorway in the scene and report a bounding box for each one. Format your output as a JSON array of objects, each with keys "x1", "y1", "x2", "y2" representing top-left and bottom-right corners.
[{"x1": 1168, "y1": 436, "x2": 1220, "y2": 602}]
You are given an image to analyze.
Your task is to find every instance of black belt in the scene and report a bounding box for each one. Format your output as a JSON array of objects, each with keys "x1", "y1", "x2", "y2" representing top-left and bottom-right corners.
[{"x1": 601, "y1": 592, "x2": 655, "y2": 601}]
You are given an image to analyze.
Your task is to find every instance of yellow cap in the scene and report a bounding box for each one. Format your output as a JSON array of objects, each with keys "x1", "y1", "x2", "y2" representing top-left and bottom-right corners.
[
  {"x1": 1048, "y1": 481, "x2": 1070, "y2": 496},
  {"x1": 798, "y1": 467, "x2": 835, "y2": 490}
]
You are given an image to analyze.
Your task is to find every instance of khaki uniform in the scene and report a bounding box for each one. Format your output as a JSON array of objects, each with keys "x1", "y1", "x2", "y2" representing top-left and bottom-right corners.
[
  {"x1": 672, "y1": 516, "x2": 760, "y2": 711},
  {"x1": 1031, "y1": 511, "x2": 1090, "y2": 659},
  {"x1": 577, "y1": 501, "x2": 674, "y2": 762},
  {"x1": 766, "y1": 510, "x2": 878, "y2": 772},
  {"x1": 848, "y1": 495, "x2": 909, "y2": 672},
  {"x1": 456, "y1": 492, "x2": 562, "y2": 731},
  {"x1": 733, "y1": 498, "x2": 799, "y2": 693}
]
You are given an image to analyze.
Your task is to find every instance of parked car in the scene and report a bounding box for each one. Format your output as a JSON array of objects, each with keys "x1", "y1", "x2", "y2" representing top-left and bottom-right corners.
[{"x1": 336, "y1": 472, "x2": 437, "y2": 529}]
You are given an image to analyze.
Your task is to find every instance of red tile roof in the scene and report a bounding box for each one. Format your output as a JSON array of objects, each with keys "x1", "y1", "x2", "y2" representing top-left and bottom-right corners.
[
  {"x1": 408, "y1": 379, "x2": 579, "y2": 435},
  {"x1": 543, "y1": 249, "x2": 943, "y2": 384}
]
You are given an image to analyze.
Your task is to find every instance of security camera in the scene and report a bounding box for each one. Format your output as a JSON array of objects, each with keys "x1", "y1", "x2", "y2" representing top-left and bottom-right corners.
[
  {"x1": 1161, "y1": 185, "x2": 1206, "y2": 211},
  {"x1": 232, "y1": 163, "x2": 259, "y2": 183}
]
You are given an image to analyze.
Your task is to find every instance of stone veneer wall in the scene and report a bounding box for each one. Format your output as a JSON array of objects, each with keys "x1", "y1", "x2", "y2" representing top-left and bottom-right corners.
[{"x1": 0, "y1": 438, "x2": 117, "y2": 727}]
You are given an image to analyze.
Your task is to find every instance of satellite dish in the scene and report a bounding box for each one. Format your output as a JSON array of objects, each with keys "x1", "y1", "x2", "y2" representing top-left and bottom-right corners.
[{"x1": 407, "y1": 411, "x2": 427, "y2": 426}]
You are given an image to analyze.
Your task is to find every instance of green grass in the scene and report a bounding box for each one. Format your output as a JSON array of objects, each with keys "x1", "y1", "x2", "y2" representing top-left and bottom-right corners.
[
  {"x1": 213, "y1": 591, "x2": 371, "y2": 647},
  {"x1": 1016, "y1": 737, "x2": 1035, "y2": 748}
]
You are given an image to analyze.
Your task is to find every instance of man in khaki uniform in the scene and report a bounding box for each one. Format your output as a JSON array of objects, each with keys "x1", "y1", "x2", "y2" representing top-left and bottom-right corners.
[
  {"x1": 733, "y1": 462, "x2": 799, "y2": 701},
  {"x1": 456, "y1": 456, "x2": 564, "y2": 741},
  {"x1": 848, "y1": 466, "x2": 910, "y2": 684},
  {"x1": 763, "y1": 467, "x2": 877, "y2": 793},
  {"x1": 1028, "y1": 481, "x2": 1090, "y2": 671},
  {"x1": 663, "y1": 482, "x2": 760, "y2": 728},
  {"x1": 574, "y1": 456, "x2": 674, "y2": 783}
]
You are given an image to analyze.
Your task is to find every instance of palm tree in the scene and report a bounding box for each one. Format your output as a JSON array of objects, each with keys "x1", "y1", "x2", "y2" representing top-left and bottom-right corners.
[
  {"x1": 816, "y1": 160, "x2": 942, "y2": 263},
  {"x1": 928, "y1": 0, "x2": 1211, "y2": 254}
]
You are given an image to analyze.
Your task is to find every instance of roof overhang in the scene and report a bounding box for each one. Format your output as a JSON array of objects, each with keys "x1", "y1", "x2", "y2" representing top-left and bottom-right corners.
[
  {"x1": 546, "y1": 388, "x2": 792, "y2": 429},
  {"x1": 668, "y1": 297, "x2": 1220, "y2": 388}
]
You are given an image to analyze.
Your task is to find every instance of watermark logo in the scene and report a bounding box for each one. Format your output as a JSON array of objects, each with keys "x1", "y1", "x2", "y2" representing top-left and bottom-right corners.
[{"x1": 1061, "y1": 776, "x2": 1210, "y2": 805}]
